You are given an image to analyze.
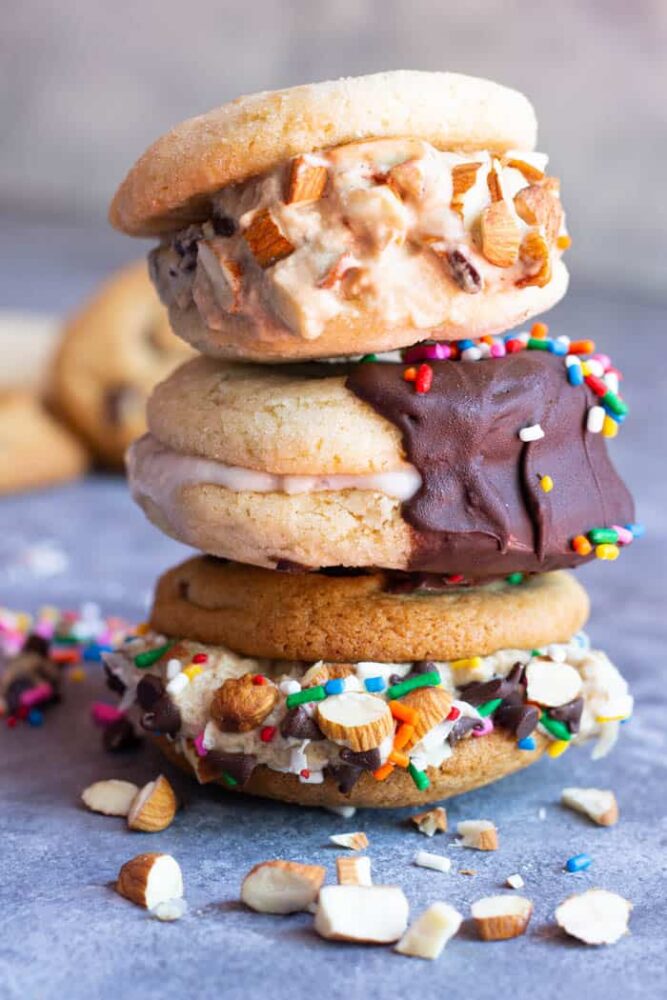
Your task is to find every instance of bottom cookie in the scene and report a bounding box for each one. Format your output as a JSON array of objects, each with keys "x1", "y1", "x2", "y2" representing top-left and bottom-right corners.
[
  {"x1": 104, "y1": 627, "x2": 632, "y2": 809},
  {"x1": 0, "y1": 390, "x2": 88, "y2": 494}
]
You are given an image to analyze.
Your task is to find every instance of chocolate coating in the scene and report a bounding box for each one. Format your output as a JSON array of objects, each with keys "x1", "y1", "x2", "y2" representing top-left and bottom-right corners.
[{"x1": 346, "y1": 353, "x2": 634, "y2": 578}]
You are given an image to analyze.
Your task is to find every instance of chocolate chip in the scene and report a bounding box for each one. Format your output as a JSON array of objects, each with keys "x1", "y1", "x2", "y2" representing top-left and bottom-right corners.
[
  {"x1": 103, "y1": 384, "x2": 141, "y2": 427},
  {"x1": 548, "y1": 697, "x2": 584, "y2": 734},
  {"x1": 325, "y1": 763, "x2": 362, "y2": 795},
  {"x1": 460, "y1": 677, "x2": 515, "y2": 706},
  {"x1": 507, "y1": 662, "x2": 526, "y2": 686},
  {"x1": 449, "y1": 716, "x2": 478, "y2": 744},
  {"x1": 274, "y1": 559, "x2": 313, "y2": 573},
  {"x1": 206, "y1": 750, "x2": 256, "y2": 788},
  {"x1": 104, "y1": 664, "x2": 127, "y2": 696},
  {"x1": 280, "y1": 706, "x2": 325, "y2": 741},
  {"x1": 212, "y1": 214, "x2": 236, "y2": 238},
  {"x1": 445, "y1": 249, "x2": 482, "y2": 294},
  {"x1": 22, "y1": 633, "x2": 49, "y2": 657},
  {"x1": 136, "y1": 674, "x2": 165, "y2": 710},
  {"x1": 339, "y1": 747, "x2": 381, "y2": 771},
  {"x1": 494, "y1": 703, "x2": 539, "y2": 740},
  {"x1": 141, "y1": 695, "x2": 181, "y2": 736},
  {"x1": 102, "y1": 717, "x2": 142, "y2": 753}
]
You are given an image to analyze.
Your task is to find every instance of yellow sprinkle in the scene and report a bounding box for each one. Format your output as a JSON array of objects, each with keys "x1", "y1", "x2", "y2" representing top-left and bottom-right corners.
[
  {"x1": 581, "y1": 362, "x2": 591, "y2": 376},
  {"x1": 450, "y1": 656, "x2": 483, "y2": 670},
  {"x1": 135, "y1": 621, "x2": 151, "y2": 636},
  {"x1": 596, "y1": 713, "x2": 630, "y2": 724},
  {"x1": 602, "y1": 415, "x2": 618, "y2": 439},
  {"x1": 539, "y1": 475, "x2": 554, "y2": 493},
  {"x1": 596, "y1": 543, "x2": 620, "y2": 561},
  {"x1": 182, "y1": 664, "x2": 203, "y2": 680},
  {"x1": 68, "y1": 667, "x2": 87, "y2": 683},
  {"x1": 547, "y1": 739, "x2": 570, "y2": 759}
]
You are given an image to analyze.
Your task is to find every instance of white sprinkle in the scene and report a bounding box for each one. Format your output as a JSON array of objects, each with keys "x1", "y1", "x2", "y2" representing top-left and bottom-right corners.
[
  {"x1": 587, "y1": 405, "x2": 605, "y2": 433},
  {"x1": 326, "y1": 805, "x2": 357, "y2": 819},
  {"x1": 585, "y1": 359, "x2": 604, "y2": 377},
  {"x1": 518, "y1": 332, "x2": 530, "y2": 344},
  {"x1": 556, "y1": 335, "x2": 570, "y2": 348},
  {"x1": 565, "y1": 355, "x2": 580, "y2": 368},
  {"x1": 461, "y1": 346, "x2": 483, "y2": 362},
  {"x1": 414, "y1": 850, "x2": 452, "y2": 874},
  {"x1": 506, "y1": 873, "x2": 525, "y2": 889},
  {"x1": 166, "y1": 672, "x2": 189, "y2": 696},
  {"x1": 604, "y1": 372, "x2": 619, "y2": 394},
  {"x1": 538, "y1": 807, "x2": 547, "y2": 820},
  {"x1": 280, "y1": 678, "x2": 301, "y2": 696},
  {"x1": 166, "y1": 658, "x2": 182, "y2": 680},
  {"x1": 519, "y1": 424, "x2": 545, "y2": 442}
]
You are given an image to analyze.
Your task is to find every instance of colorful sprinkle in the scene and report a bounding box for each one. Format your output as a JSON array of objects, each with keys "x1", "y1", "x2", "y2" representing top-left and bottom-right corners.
[
  {"x1": 472, "y1": 716, "x2": 494, "y2": 737},
  {"x1": 408, "y1": 762, "x2": 431, "y2": 791},
  {"x1": 572, "y1": 535, "x2": 593, "y2": 556},
  {"x1": 602, "y1": 414, "x2": 618, "y2": 438},
  {"x1": 568, "y1": 340, "x2": 596, "y2": 355},
  {"x1": 325, "y1": 678, "x2": 345, "y2": 695},
  {"x1": 565, "y1": 356, "x2": 584, "y2": 386},
  {"x1": 360, "y1": 353, "x2": 379, "y2": 363},
  {"x1": 285, "y1": 685, "x2": 327, "y2": 709},
  {"x1": 393, "y1": 722, "x2": 415, "y2": 749},
  {"x1": 415, "y1": 363, "x2": 434, "y2": 394},
  {"x1": 612, "y1": 525, "x2": 634, "y2": 546},
  {"x1": 389, "y1": 701, "x2": 420, "y2": 725},
  {"x1": 364, "y1": 676, "x2": 386, "y2": 693},
  {"x1": 373, "y1": 762, "x2": 395, "y2": 781},
  {"x1": 519, "y1": 424, "x2": 545, "y2": 442},
  {"x1": 626, "y1": 522, "x2": 645, "y2": 538},
  {"x1": 133, "y1": 643, "x2": 174, "y2": 669},
  {"x1": 547, "y1": 739, "x2": 570, "y2": 758},
  {"x1": 192, "y1": 652, "x2": 208, "y2": 664},
  {"x1": 477, "y1": 698, "x2": 503, "y2": 718},
  {"x1": 194, "y1": 731, "x2": 208, "y2": 757},
  {"x1": 595, "y1": 543, "x2": 620, "y2": 561},
  {"x1": 586, "y1": 405, "x2": 605, "y2": 433},
  {"x1": 183, "y1": 664, "x2": 203, "y2": 680},
  {"x1": 540, "y1": 712, "x2": 572, "y2": 742},
  {"x1": 588, "y1": 527, "x2": 618, "y2": 544},
  {"x1": 539, "y1": 475, "x2": 554, "y2": 493},
  {"x1": 446, "y1": 706, "x2": 461, "y2": 721},
  {"x1": 450, "y1": 657, "x2": 482, "y2": 670},
  {"x1": 506, "y1": 572, "x2": 524, "y2": 585},
  {"x1": 566, "y1": 853, "x2": 592, "y2": 873},
  {"x1": 517, "y1": 736, "x2": 537, "y2": 751},
  {"x1": 531, "y1": 322, "x2": 549, "y2": 339},
  {"x1": 260, "y1": 725, "x2": 276, "y2": 742},
  {"x1": 403, "y1": 366, "x2": 417, "y2": 382},
  {"x1": 386, "y1": 671, "x2": 441, "y2": 700}
]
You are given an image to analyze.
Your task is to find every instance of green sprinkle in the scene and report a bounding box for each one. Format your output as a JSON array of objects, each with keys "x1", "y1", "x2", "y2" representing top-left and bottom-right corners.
[
  {"x1": 506, "y1": 572, "x2": 524, "y2": 585},
  {"x1": 540, "y1": 711, "x2": 572, "y2": 742},
  {"x1": 477, "y1": 698, "x2": 503, "y2": 717},
  {"x1": 133, "y1": 642, "x2": 174, "y2": 669},
  {"x1": 588, "y1": 527, "x2": 619, "y2": 545},
  {"x1": 220, "y1": 771, "x2": 238, "y2": 788},
  {"x1": 360, "y1": 353, "x2": 379, "y2": 363},
  {"x1": 408, "y1": 763, "x2": 430, "y2": 791},
  {"x1": 527, "y1": 337, "x2": 550, "y2": 351},
  {"x1": 601, "y1": 390, "x2": 628, "y2": 418},
  {"x1": 531, "y1": 649, "x2": 544, "y2": 658},
  {"x1": 286, "y1": 685, "x2": 327, "y2": 709},
  {"x1": 386, "y1": 671, "x2": 441, "y2": 700}
]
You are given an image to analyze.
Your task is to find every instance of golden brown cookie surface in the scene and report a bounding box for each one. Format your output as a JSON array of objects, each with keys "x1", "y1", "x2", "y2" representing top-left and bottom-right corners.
[
  {"x1": 149, "y1": 557, "x2": 589, "y2": 662},
  {"x1": 0, "y1": 391, "x2": 88, "y2": 494}
]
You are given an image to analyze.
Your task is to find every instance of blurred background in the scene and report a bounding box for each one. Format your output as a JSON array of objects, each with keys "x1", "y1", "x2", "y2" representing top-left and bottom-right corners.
[{"x1": 1, "y1": 0, "x2": 666, "y2": 310}]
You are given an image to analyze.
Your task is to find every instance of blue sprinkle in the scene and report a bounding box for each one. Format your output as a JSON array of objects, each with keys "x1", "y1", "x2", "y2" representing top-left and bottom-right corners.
[
  {"x1": 83, "y1": 642, "x2": 115, "y2": 662},
  {"x1": 603, "y1": 404, "x2": 626, "y2": 424},
  {"x1": 567, "y1": 364, "x2": 584, "y2": 386},
  {"x1": 325, "y1": 678, "x2": 345, "y2": 696},
  {"x1": 457, "y1": 338, "x2": 476, "y2": 350},
  {"x1": 517, "y1": 736, "x2": 536, "y2": 751},
  {"x1": 626, "y1": 522, "x2": 645, "y2": 539},
  {"x1": 574, "y1": 631, "x2": 590, "y2": 649},
  {"x1": 549, "y1": 340, "x2": 568, "y2": 356},
  {"x1": 364, "y1": 676, "x2": 386, "y2": 693},
  {"x1": 27, "y1": 709, "x2": 44, "y2": 727},
  {"x1": 566, "y1": 853, "x2": 592, "y2": 873}
]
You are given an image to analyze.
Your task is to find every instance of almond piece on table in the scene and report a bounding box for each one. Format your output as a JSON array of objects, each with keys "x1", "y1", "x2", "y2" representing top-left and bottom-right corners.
[
  {"x1": 127, "y1": 775, "x2": 177, "y2": 832},
  {"x1": 395, "y1": 902, "x2": 463, "y2": 959},
  {"x1": 116, "y1": 853, "x2": 184, "y2": 910},
  {"x1": 314, "y1": 885, "x2": 409, "y2": 944},
  {"x1": 555, "y1": 889, "x2": 632, "y2": 945},
  {"x1": 526, "y1": 660, "x2": 582, "y2": 708},
  {"x1": 329, "y1": 831, "x2": 369, "y2": 851},
  {"x1": 457, "y1": 820, "x2": 498, "y2": 851},
  {"x1": 243, "y1": 210, "x2": 294, "y2": 268},
  {"x1": 561, "y1": 787, "x2": 619, "y2": 827},
  {"x1": 241, "y1": 860, "x2": 325, "y2": 914},
  {"x1": 210, "y1": 674, "x2": 278, "y2": 733},
  {"x1": 336, "y1": 855, "x2": 372, "y2": 887},
  {"x1": 471, "y1": 895, "x2": 533, "y2": 940},
  {"x1": 317, "y1": 692, "x2": 393, "y2": 751},
  {"x1": 81, "y1": 779, "x2": 139, "y2": 817},
  {"x1": 506, "y1": 873, "x2": 525, "y2": 890},
  {"x1": 411, "y1": 806, "x2": 448, "y2": 837},
  {"x1": 401, "y1": 686, "x2": 453, "y2": 743},
  {"x1": 284, "y1": 155, "x2": 328, "y2": 204},
  {"x1": 480, "y1": 201, "x2": 522, "y2": 267}
]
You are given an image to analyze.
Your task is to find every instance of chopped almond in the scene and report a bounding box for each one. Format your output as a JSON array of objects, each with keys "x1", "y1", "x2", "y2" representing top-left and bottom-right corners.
[
  {"x1": 514, "y1": 185, "x2": 563, "y2": 244},
  {"x1": 127, "y1": 775, "x2": 177, "y2": 833},
  {"x1": 517, "y1": 231, "x2": 552, "y2": 288},
  {"x1": 480, "y1": 202, "x2": 522, "y2": 267},
  {"x1": 387, "y1": 158, "x2": 426, "y2": 201},
  {"x1": 411, "y1": 806, "x2": 448, "y2": 837},
  {"x1": 457, "y1": 820, "x2": 498, "y2": 851},
  {"x1": 329, "y1": 831, "x2": 369, "y2": 851},
  {"x1": 472, "y1": 895, "x2": 533, "y2": 940},
  {"x1": 317, "y1": 692, "x2": 393, "y2": 751},
  {"x1": 395, "y1": 902, "x2": 463, "y2": 959},
  {"x1": 450, "y1": 162, "x2": 483, "y2": 216},
  {"x1": 314, "y1": 885, "x2": 409, "y2": 943},
  {"x1": 284, "y1": 156, "x2": 328, "y2": 204},
  {"x1": 486, "y1": 167, "x2": 503, "y2": 202},
  {"x1": 505, "y1": 158, "x2": 545, "y2": 183},
  {"x1": 116, "y1": 853, "x2": 183, "y2": 910},
  {"x1": 525, "y1": 660, "x2": 582, "y2": 708},
  {"x1": 81, "y1": 779, "x2": 139, "y2": 817},
  {"x1": 317, "y1": 254, "x2": 359, "y2": 290},
  {"x1": 336, "y1": 855, "x2": 372, "y2": 886},
  {"x1": 243, "y1": 210, "x2": 294, "y2": 268},
  {"x1": 561, "y1": 787, "x2": 619, "y2": 827},
  {"x1": 241, "y1": 860, "x2": 325, "y2": 914},
  {"x1": 555, "y1": 889, "x2": 632, "y2": 945},
  {"x1": 196, "y1": 240, "x2": 244, "y2": 313}
]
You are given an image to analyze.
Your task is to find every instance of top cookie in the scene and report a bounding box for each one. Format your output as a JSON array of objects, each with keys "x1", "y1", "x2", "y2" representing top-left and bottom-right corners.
[{"x1": 110, "y1": 71, "x2": 537, "y2": 236}]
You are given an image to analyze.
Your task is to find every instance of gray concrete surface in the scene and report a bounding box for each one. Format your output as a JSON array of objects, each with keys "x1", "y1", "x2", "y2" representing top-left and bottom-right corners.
[{"x1": 1, "y1": 276, "x2": 666, "y2": 997}]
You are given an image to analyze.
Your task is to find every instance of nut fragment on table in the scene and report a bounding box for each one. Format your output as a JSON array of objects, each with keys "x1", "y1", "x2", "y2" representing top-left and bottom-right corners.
[
  {"x1": 555, "y1": 889, "x2": 632, "y2": 945},
  {"x1": 127, "y1": 775, "x2": 177, "y2": 832},
  {"x1": 336, "y1": 855, "x2": 372, "y2": 886},
  {"x1": 81, "y1": 779, "x2": 139, "y2": 817},
  {"x1": 241, "y1": 860, "x2": 325, "y2": 914},
  {"x1": 314, "y1": 885, "x2": 409, "y2": 943},
  {"x1": 410, "y1": 806, "x2": 448, "y2": 837},
  {"x1": 395, "y1": 902, "x2": 463, "y2": 959},
  {"x1": 457, "y1": 820, "x2": 499, "y2": 851},
  {"x1": 329, "y1": 831, "x2": 369, "y2": 851},
  {"x1": 116, "y1": 853, "x2": 183, "y2": 910},
  {"x1": 561, "y1": 787, "x2": 619, "y2": 827},
  {"x1": 471, "y1": 895, "x2": 533, "y2": 940}
]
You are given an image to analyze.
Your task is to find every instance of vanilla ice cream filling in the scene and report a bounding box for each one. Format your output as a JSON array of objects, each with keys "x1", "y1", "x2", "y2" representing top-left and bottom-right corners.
[
  {"x1": 105, "y1": 632, "x2": 632, "y2": 786},
  {"x1": 127, "y1": 433, "x2": 422, "y2": 505}
]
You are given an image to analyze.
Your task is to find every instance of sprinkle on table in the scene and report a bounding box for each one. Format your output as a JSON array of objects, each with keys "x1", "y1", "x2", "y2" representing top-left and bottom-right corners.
[{"x1": 566, "y1": 853, "x2": 593, "y2": 873}]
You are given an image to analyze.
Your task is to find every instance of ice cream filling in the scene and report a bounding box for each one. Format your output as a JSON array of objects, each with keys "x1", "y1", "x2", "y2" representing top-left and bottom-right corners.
[
  {"x1": 149, "y1": 138, "x2": 568, "y2": 344},
  {"x1": 104, "y1": 632, "x2": 632, "y2": 793}
]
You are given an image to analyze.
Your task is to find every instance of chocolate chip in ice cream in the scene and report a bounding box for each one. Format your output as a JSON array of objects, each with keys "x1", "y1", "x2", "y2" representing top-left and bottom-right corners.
[{"x1": 280, "y1": 706, "x2": 325, "y2": 741}]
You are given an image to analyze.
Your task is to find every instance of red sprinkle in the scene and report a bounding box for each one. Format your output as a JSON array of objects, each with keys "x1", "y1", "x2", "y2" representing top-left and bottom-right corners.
[
  {"x1": 585, "y1": 373, "x2": 608, "y2": 397},
  {"x1": 16, "y1": 705, "x2": 29, "y2": 720},
  {"x1": 260, "y1": 726, "x2": 276, "y2": 743},
  {"x1": 252, "y1": 674, "x2": 267, "y2": 685},
  {"x1": 447, "y1": 706, "x2": 461, "y2": 722},
  {"x1": 505, "y1": 338, "x2": 524, "y2": 354},
  {"x1": 300, "y1": 768, "x2": 310, "y2": 779},
  {"x1": 192, "y1": 653, "x2": 208, "y2": 664},
  {"x1": 446, "y1": 574, "x2": 465, "y2": 585},
  {"x1": 6, "y1": 716, "x2": 18, "y2": 728},
  {"x1": 415, "y1": 363, "x2": 433, "y2": 394}
]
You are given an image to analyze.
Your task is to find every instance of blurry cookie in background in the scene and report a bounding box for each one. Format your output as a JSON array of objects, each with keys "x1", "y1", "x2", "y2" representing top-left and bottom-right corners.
[
  {"x1": 50, "y1": 261, "x2": 193, "y2": 468},
  {"x1": 0, "y1": 391, "x2": 87, "y2": 495}
]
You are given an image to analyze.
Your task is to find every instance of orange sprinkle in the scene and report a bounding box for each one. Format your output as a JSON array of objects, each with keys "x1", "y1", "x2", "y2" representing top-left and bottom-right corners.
[
  {"x1": 135, "y1": 621, "x2": 151, "y2": 636},
  {"x1": 572, "y1": 534, "x2": 593, "y2": 556},
  {"x1": 403, "y1": 367, "x2": 417, "y2": 382},
  {"x1": 373, "y1": 763, "x2": 395, "y2": 781},
  {"x1": 388, "y1": 749, "x2": 410, "y2": 768},
  {"x1": 389, "y1": 701, "x2": 419, "y2": 725},
  {"x1": 480, "y1": 335, "x2": 494, "y2": 345},
  {"x1": 393, "y1": 722, "x2": 415, "y2": 750},
  {"x1": 568, "y1": 339, "x2": 596, "y2": 355},
  {"x1": 531, "y1": 321, "x2": 549, "y2": 339},
  {"x1": 557, "y1": 234, "x2": 572, "y2": 250}
]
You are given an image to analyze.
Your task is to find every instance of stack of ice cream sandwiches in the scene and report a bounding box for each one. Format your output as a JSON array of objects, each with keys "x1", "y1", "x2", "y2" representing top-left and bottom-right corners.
[{"x1": 105, "y1": 71, "x2": 639, "y2": 807}]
